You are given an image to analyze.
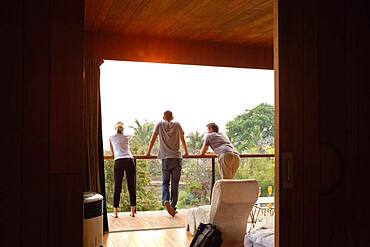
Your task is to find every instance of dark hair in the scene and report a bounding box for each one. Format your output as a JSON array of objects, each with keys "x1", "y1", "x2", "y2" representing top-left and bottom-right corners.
[
  {"x1": 163, "y1": 110, "x2": 173, "y2": 121},
  {"x1": 207, "y1": 122, "x2": 219, "y2": 132}
]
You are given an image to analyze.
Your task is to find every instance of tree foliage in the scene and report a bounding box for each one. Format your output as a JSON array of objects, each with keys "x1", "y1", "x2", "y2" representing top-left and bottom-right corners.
[
  {"x1": 186, "y1": 131, "x2": 204, "y2": 153},
  {"x1": 226, "y1": 103, "x2": 274, "y2": 153},
  {"x1": 235, "y1": 147, "x2": 275, "y2": 196},
  {"x1": 177, "y1": 132, "x2": 210, "y2": 208},
  {"x1": 129, "y1": 119, "x2": 156, "y2": 154},
  {"x1": 226, "y1": 104, "x2": 275, "y2": 195}
]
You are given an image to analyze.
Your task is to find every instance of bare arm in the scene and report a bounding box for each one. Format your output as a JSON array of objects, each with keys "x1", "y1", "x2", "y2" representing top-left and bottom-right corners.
[
  {"x1": 180, "y1": 133, "x2": 189, "y2": 156},
  {"x1": 109, "y1": 139, "x2": 114, "y2": 157},
  {"x1": 145, "y1": 132, "x2": 158, "y2": 155},
  {"x1": 200, "y1": 141, "x2": 209, "y2": 155}
]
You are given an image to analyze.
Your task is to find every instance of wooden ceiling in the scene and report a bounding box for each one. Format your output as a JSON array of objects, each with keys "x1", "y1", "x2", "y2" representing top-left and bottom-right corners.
[{"x1": 85, "y1": 0, "x2": 273, "y2": 47}]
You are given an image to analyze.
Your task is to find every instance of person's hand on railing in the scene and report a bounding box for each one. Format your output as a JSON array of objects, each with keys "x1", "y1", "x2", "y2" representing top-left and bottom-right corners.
[
  {"x1": 197, "y1": 149, "x2": 214, "y2": 155},
  {"x1": 145, "y1": 151, "x2": 151, "y2": 156},
  {"x1": 183, "y1": 151, "x2": 189, "y2": 157}
]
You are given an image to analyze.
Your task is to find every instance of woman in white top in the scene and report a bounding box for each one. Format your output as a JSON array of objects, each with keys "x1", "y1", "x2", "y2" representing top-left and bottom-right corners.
[{"x1": 109, "y1": 121, "x2": 136, "y2": 218}]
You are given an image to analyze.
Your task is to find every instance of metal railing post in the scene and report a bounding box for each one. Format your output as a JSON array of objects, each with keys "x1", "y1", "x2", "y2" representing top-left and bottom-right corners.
[{"x1": 210, "y1": 157, "x2": 215, "y2": 200}]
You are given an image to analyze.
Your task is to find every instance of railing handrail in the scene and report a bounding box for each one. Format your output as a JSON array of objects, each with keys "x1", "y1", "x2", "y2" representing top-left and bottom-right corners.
[
  {"x1": 104, "y1": 153, "x2": 274, "y2": 160},
  {"x1": 103, "y1": 153, "x2": 274, "y2": 201}
]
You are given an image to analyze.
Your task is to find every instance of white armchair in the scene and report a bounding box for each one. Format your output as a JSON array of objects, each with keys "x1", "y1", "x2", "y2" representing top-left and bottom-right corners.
[{"x1": 186, "y1": 179, "x2": 259, "y2": 246}]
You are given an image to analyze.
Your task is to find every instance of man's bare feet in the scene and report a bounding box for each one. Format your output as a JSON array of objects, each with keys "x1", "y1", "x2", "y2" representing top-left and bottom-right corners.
[{"x1": 130, "y1": 206, "x2": 136, "y2": 217}]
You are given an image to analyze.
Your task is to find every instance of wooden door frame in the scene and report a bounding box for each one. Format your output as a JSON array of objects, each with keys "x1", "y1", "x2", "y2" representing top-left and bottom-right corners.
[{"x1": 273, "y1": 0, "x2": 279, "y2": 246}]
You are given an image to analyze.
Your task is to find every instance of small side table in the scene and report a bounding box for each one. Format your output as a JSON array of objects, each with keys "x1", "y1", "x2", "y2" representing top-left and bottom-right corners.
[{"x1": 248, "y1": 197, "x2": 274, "y2": 232}]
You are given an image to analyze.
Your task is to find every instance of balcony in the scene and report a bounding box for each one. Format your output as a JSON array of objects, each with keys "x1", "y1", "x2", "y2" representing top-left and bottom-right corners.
[{"x1": 103, "y1": 154, "x2": 275, "y2": 245}]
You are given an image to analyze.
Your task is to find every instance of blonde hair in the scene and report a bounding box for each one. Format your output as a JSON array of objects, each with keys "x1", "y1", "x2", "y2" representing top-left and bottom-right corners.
[{"x1": 115, "y1": 121, "x2": 124, "y2": 133}]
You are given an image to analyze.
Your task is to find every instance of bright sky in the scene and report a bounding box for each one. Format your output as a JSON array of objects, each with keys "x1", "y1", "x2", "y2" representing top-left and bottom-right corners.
[{"x1": 100, "y1": 60, "x2": 274, "y2": 149}]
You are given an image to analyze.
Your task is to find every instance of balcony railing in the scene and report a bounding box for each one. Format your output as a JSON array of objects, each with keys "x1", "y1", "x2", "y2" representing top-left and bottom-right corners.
[{"x1": 103, "y1": 154, "x2": 274, "y2": 212}]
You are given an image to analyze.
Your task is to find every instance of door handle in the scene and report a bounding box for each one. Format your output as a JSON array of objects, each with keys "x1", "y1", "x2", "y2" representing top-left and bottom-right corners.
[{"x1": 282, "y1": 152, "x2": 293, "y2": 189}]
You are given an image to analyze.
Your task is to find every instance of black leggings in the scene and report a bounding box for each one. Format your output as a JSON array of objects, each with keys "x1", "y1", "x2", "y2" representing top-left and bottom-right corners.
[{"x1": 113, "y1": 158, "x2": 136, "y2": 207}]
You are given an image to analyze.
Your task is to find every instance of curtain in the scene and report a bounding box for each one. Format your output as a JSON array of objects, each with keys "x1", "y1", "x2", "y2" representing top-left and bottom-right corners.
[{"x1": 83, "y1": 58, "x2": 108, "y2": 232}]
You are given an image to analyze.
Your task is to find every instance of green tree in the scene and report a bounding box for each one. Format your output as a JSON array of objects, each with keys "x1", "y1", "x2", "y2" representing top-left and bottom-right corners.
[
  {"x1": 186, "y1": 131, "x2": 204, "y2": 153},
  {"x1": 129, "y1": 119, "x2": 156, "y2": 154},
  {"x1": 178, "y1": 158, "x2": 212, "y2": 208},
  {"x1": 226, "y1": 103, "x2": 274, "y2": 153},
  {"x1": 226, "y1": 105, "x2": 275, "y2": 196},
  {"x1": 235, "y1": 147, "x2": 275, "y2": 196}
]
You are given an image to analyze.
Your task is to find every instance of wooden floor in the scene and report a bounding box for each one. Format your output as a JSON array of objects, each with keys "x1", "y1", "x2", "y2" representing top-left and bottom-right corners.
[
  {"x1": 108, "y1": 209, "x2": 187, "y2": 232},
  {"x1": 104, "y1": 228, "x2": 193, "y2": 247}
]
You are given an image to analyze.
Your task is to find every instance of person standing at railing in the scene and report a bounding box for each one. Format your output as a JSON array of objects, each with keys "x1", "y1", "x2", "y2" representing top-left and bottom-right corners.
[
  {"x1": 145, "y1": 110, "x2": 189, "y2": 217},
  {"x1": 109, "y1": 121, "x2": 136, "y2": 218},
  {"x1": 200, "y1": 122, "x2": 240, "y2": 179}
]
